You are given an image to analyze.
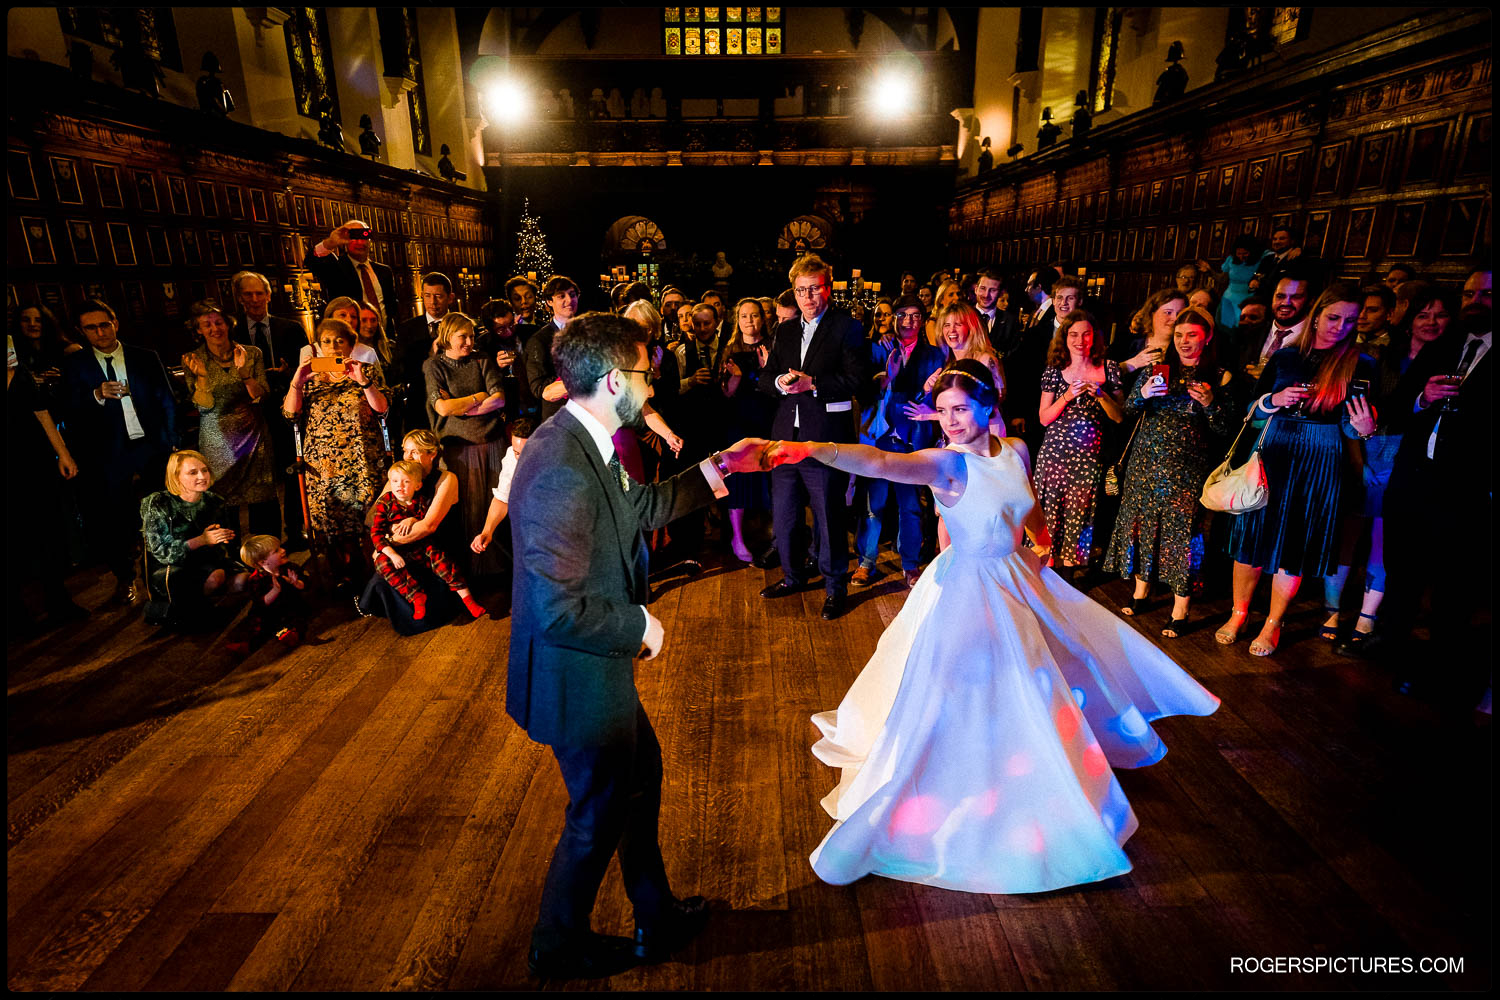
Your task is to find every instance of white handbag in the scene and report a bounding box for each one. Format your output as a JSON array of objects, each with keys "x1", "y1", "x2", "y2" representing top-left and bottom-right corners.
[{"x1": 1201, "y1": 411, "x2": 1273, "y2": 514}]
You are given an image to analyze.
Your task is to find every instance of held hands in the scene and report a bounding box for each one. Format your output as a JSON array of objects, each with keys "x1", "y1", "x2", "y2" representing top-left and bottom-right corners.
[
  {"x1": 720, "y1": 437, "x2": 773, "y2": 474},
  {"x1": 1345, "y1": 395, "x2": 1377, "y2": 436},
  {"x1": 1186, "y1": 380, "x2": 1214, "y2": 407},
  {"x1": 1420, "y1": 374, "x2": 1461, "y2": 407},
  {"x1": 199, "y1": 523, "x2": 236, "y2": 547},
  {"x1": 762, "y1": 440, "x2": 813, "y2": 469}
]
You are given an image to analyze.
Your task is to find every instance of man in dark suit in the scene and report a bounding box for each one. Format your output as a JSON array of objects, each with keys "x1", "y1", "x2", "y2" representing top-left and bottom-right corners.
[
  {"x1": 62, "y1": 299, "x2": 179, "y2": 603},
  {"x1": 758, "y1": 254, "x2": 868, "y2": 620},
  {"x1": 524, "y1": 275, "x2": 581, "y2": 422},
  {"x1": 1007, "y1": 270, "x2": 1080, "y2": 451},
  {"x1": 1379, "y1": 268, "x2": 1491, "y2": 705},
  {"x1": 392, "y1": 272, "x2": 455, "y2": 434},
  {"x1": 1249, "y1": 225, "x2": 1324, "y2": 296},
  {"x1": 507, "y1": 311, "x2": 766, "y2": 979},
  {"x1": 973, "y1": 268, "x2": 1016, "y2": 355},
  {"x1": 306, "y1": 219, "x2": 399, "y2": 333},
  {"x1": 230, "y1": 269, "x2": 309, "y2": 543},
  {"x1": 854, "y1": 294, "x2": 947, "y2": 589}
]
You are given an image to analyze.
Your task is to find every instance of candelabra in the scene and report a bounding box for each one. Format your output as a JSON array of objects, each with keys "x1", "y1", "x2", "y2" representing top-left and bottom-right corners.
[
  {"x1": 456, "y1": 268, "x2": 484, "y2": 312},
  {"x1": 831, "y1": 269, "x2": 883, "y2": 314},
  {"x1": 598, "y1": 264, "x2": 634, "y2": 295}
]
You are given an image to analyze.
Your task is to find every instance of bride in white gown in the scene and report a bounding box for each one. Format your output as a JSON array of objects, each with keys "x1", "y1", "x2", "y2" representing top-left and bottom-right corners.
[{"x1": 764, "y1": 361, "x2": 1220, "y2": 894}]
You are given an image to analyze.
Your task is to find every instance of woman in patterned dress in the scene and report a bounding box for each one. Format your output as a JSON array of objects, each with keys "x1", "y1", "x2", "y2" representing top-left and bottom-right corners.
[
  {"x1": 1034, "y1": 310, "x2": 1125, "y2": 577},
  {"x1": 1104, "y1": 306, "x2": 1237, "y2": 637},
  {"x1": 180, "y1": 300, "x2": 277, "y2": 534},
  {"x1": 283, "y1": 318, "x2": 390, "y2": 585}
]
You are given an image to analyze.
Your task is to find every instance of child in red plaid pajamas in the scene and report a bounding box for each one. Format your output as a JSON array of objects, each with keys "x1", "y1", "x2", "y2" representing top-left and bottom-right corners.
[{"x1": 372, "y1": 461, "x2": 486, "y2": 620}]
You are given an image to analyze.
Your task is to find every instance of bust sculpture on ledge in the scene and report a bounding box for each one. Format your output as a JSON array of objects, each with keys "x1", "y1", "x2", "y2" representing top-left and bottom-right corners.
[
  {"x1": 1155, "y1": 41, "x2": 1189, "y2": 105},
  {"x1": 977, "y1": 136, "x2": 994, "y2": 172},
  {"x1": 316, "y1": 95, "x2": 343, "y2": 151},
  {"x1": 358, "y1": 115, "x2": 382, "y2": 158},
  {"x1": 195, "y1": 52, "x2": 234, "y2": 116},
  {"x1": 1037, "y1": 108, "x2": 1063, "y2": 151},
  {"x1": 1071, "y1": 90, "x2": 1092, "y2": 139}
]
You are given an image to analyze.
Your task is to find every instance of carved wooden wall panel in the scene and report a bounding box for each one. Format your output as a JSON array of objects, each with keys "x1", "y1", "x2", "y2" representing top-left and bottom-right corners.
[
  {"x1": 8, "y1": 109, "x2": 494, "y2": 355},
  {"x1": 949, "y1": 34, "x2": 1491, "y2": 313}
]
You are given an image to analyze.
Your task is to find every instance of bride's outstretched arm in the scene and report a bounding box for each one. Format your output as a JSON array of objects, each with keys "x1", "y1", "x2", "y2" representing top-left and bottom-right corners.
[{"x1": 765, "y1": 440, "x2": 961, "y2": 489}]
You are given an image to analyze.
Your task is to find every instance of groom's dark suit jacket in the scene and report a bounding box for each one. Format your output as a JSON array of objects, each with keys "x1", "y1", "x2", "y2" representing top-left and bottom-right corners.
[{"x1": 507, "y1": 406, "x2": 715, "y2": 747}]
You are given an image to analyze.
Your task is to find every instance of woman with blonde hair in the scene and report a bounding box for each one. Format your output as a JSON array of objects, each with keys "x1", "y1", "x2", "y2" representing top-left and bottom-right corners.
[
  {"x1": 139, "y1": 449, "x2": 247, "y2": 626},
  {"x1": 1219, "y1": 283, "x2": 1378, "y2": 655},
  {"x1": 925, "y1": 280, "x2": 963, "y2": 345}
]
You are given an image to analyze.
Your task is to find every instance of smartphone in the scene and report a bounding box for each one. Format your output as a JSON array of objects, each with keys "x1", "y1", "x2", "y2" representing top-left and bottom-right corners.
[
  {"x1": 346, "y1": 227, "x2": 372, "y2": 239},
  {"x1": 310, "y1": 355, "x2": 345, "y2": 373},
  {"x1": 1151, "y1": 363, "x2": 1171, "y2": 384},
  {"x1": 1349, "y1": 378, "x2": 1371, "y2": 399}
]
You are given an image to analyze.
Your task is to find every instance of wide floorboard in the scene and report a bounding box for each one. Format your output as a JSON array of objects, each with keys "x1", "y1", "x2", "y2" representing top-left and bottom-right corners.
[{"x1": 7, "y1": 552, "x2": 1491, "y2": 990}]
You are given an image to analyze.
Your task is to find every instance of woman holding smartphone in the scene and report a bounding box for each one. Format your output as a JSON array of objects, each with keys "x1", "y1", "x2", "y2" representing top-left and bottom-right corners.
[
  {"x1": 1219, "y1": 284, "x2": 1378, "y2": 655},
  {"x1": 283, "y1": 318, "x2": 389, "y2": 585},
  {"x1": 1104, "y1": 306, "x2": 1236, "y2": 635}
]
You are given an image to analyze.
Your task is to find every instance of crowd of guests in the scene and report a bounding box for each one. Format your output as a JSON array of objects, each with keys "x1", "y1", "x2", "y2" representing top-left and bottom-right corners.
[{"x1": 7, "y1": 217, "x2": 1491, "y2": 707}]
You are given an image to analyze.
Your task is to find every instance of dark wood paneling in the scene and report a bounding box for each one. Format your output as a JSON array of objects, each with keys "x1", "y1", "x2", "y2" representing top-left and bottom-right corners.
[{"x1": 948, "y1": 15, "x2": 1492, "y2": 315}]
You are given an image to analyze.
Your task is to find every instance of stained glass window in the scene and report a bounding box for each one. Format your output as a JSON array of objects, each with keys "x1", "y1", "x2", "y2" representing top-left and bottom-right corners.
[
  {"x1": 1270, "y1": 8, "x2": 1303, "y2": 45},
  {"x1": 285, "y1": 8, "x2": 339, "y2": 121},
  {"x1": 1090, "y1": 8, "x2": 1122, "y2": 113},
  {"x1": 403, "y1": 8, "x2": 431, "y2": 156},
  {"x1": 665, "y1": 6, "x2": 781, "y2": 54},
  {"x1": 57, "y1": 8, "x2": 182, "y2": 71}
]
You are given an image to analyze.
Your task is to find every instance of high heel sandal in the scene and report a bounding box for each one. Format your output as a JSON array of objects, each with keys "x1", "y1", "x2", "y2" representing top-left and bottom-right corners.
[
  {"x1": 1319, "y1": 606, "x2": 1342, "y2": 642},
  {"x1": 1161, "y1": 616, "x2": 1188, "y2": 639},
  {"x1": 1347, "y1": 612, "x2": 1377, "y2": 647},
  {"x1": 1215, "y1": 609, "x2": 1249, "y2": 644},
  {"x1": 1249, "y1": 617, "x2": 1282, "y2": 657},
  {"x1": 1121, "y1": 592, "x2": 1149, "y2": 616}
]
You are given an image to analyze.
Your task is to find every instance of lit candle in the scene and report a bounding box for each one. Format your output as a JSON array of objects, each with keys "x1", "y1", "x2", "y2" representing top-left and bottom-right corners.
[
  {"x1": 851, "y1": 269, "x2": 861, "y2": 278},
  {"x1": 527, "y1": 272, "x2": 536, "y2": 281},
  {"x1": 871, "y1": 282, "x2": 881, "y2": 292}
]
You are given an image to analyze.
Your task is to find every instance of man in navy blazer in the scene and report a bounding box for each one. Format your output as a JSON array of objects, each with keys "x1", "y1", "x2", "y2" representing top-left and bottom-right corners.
[
  {"x1": 61, "y1": 299, "x2": 179, "y2": 601},
  {"x1": 758, "y1": 255, "x2": 868, "y2": 619},
  {"x1": 507, "y1": 311, "x2": 766, "y2": 979}
]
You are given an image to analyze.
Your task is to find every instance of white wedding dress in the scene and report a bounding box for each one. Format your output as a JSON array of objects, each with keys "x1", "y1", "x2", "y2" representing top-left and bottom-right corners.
[{"x1": 809, "y1": 439, "x2": 1220, "y2": 894}]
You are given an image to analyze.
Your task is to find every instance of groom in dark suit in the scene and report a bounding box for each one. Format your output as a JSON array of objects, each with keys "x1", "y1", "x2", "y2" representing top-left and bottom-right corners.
[{"x1": 507, "y1": 312, "x2": 767, "y2": 979}]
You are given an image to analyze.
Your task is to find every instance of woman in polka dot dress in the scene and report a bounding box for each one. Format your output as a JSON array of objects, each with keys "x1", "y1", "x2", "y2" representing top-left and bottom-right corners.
[{"x1": 1034, "y1": 310, "x2": 1125, "y2": 576}]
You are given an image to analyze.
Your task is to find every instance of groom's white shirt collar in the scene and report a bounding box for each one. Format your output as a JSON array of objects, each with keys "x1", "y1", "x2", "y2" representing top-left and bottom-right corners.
[{"x1": 565, "y1": 398, "x2": 616, "y2": 464}]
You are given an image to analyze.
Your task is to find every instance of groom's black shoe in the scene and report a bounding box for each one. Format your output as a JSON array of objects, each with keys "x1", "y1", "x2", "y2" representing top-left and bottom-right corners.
[
  {"x1": 821, "y1": 592, "x2": 847, "y2": 620},
  {"x1": 633, "y1": 896, "x2": 711, "y2": 963},
  {"x1": 527, "y1": 933, "x2": 638, "y2": 980}
]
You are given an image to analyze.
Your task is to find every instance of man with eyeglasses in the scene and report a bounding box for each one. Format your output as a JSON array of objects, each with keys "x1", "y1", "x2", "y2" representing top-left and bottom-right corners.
[
  {"x1": 506, "y1": 311, "x2": 767, "y2": 980},
  {"x1": 759, "y1": 254, "x2": 868, "y2": 620},
  {"x1": 61, "y1": 299, "x2": 180, "y2": 604}
]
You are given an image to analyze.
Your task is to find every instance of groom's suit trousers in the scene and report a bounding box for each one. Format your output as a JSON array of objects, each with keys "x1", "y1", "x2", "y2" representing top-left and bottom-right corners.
[{"x1": 535, "y1": 702, "x2": 671, "y2": 945}]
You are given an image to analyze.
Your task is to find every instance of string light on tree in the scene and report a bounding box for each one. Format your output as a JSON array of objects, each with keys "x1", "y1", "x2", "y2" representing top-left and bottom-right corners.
[{"x1": 512, "y1": 198, "x2": 554, "y2": 283}]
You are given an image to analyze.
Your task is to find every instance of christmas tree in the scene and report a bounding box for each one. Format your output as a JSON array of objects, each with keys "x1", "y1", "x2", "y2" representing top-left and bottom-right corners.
[{"x1": 512, "y1": 198, "x2": 554, "y2": 282}]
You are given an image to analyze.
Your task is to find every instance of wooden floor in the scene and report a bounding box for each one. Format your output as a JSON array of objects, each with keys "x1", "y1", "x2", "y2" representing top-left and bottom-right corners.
[{"x1": 7, "y1": 549, "x2": 1492, "y2": 991}]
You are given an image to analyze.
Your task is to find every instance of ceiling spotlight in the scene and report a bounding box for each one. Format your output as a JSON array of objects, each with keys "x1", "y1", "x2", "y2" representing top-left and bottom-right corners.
[{"x1": 482, "y1": 77, "x2": 529, "y2": 126}]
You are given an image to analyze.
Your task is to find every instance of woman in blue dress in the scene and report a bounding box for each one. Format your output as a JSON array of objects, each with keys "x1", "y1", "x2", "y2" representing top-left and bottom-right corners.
[{"x1": 1198, "y1": 236, "x2": 1273, "y2": 332}]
